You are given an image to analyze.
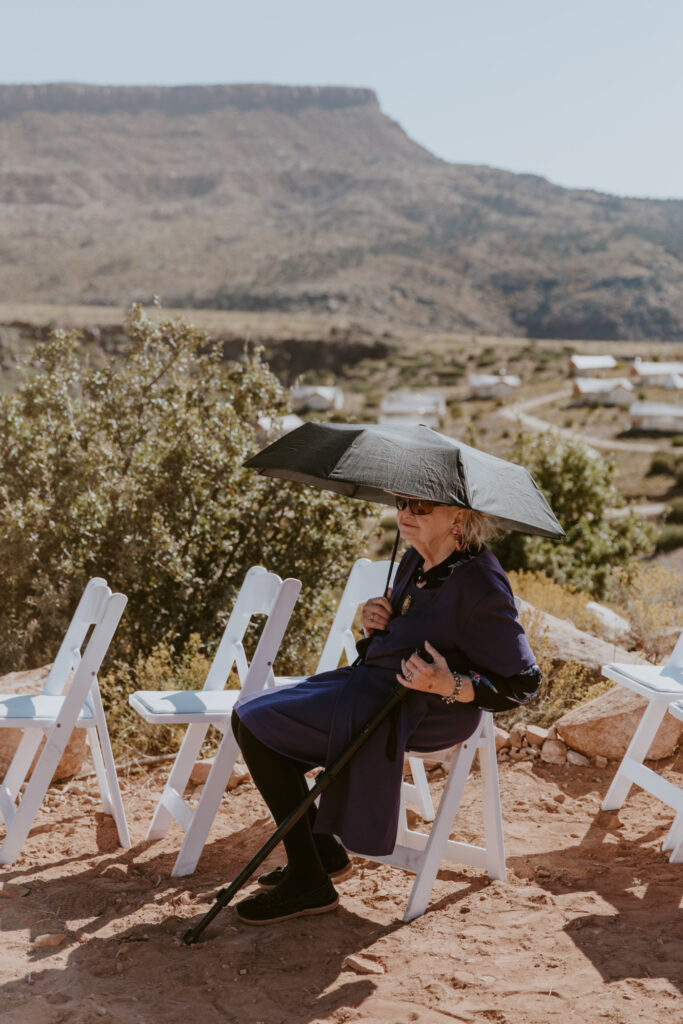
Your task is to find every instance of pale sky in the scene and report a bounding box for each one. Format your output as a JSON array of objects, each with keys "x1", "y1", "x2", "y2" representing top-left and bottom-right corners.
[{"x1": 2, "y1": 0, "x2": 682, "y2": 199}]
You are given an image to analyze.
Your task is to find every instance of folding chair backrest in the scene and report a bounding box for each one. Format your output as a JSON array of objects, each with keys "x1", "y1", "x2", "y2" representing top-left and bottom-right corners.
[
  {"x1": 43, "y1": 578, "x2": 112, "y2": 696},
  {"x1": 667, "y1": 630, "x2": 683, "y2": 670},
  {"x1": 203, "y1": 567, "x2": 301, "y2": 692},
  {"x1": 317, "y1": 558, "x2": 398, "y2": 673}
]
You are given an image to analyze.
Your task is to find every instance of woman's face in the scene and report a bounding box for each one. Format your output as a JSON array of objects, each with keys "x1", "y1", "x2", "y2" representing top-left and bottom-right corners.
[{"x1": 396, "y1": 498, "x2": 464, "y2": 552}]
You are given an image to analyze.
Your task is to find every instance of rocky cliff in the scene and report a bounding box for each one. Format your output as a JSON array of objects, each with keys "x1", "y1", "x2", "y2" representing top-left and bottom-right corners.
[{"x1": 1, "y1": 83, "x2": 682, "y2": 339}]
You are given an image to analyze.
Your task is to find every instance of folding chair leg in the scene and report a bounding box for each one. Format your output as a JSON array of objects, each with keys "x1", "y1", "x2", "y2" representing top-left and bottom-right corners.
[
  {"x1": 2, "y1": 728, "x2": 44, "y2": 799},
  {"x1": 147, "y1": 723, "x2": 209, "y2": 841},
  {"x1": 406, "y1": 757, "x2": 436, "y2": 821},
  {"x1": 479, "y1": 720, "x2": 506, "y2": 880},
  {"x1": 84, "y1": 684, "x2": 130, "y2": 848},
  {"x1": 0, "y1": 728, "x2": 70, "y2": 866},
  {"x1": 602, "y1": 701, "x2": 669, "y2": 811},
  {"x1": 171, "y1": 730, "x2": 241, "y2": 877},
  {"x1": 403, "y1": 734, "x2": 479, "y2": 923}
]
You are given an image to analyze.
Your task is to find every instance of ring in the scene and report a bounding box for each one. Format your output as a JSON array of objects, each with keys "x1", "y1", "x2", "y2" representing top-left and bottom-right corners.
[{"x1": 405, "y1": 670, "x2": 413, "y2": 681}]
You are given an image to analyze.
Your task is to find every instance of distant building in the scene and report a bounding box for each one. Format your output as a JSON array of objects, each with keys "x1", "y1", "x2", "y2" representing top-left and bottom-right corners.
[
  {"x1": 630, "y1": 359, "x2": 683, "y2": 388},
  {"x1": 572, "y1": 377, "x2": 634, "y2": 406},
  {"x1": 569, "y1": 354, "x2": 617, "y2": 377},
  {"x1": 291, "y1": 385, "x2": 344, "y2": 411},
  {"x1": 468, "y1": 373, "x2": 521, "y2": 400},
  {"x1": 378, "y1": 390, "x2": 446, "y2": 428},
  {"x1": 255, "y1": 413, "x2": 304, "y2": 445},
  {"x1": 629, "y1": 401, "x2": 683, "y2": 433}
]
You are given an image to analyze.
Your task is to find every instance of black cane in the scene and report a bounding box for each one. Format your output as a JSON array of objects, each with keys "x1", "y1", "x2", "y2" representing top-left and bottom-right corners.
[{"x1": 182, "y1": 681, "x2": 408, "y2": 945}]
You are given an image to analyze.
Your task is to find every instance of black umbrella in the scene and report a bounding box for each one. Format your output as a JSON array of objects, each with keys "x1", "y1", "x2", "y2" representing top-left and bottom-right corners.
[{"x1": 245, "y1": 421, "x2": 564, "y2": 539}]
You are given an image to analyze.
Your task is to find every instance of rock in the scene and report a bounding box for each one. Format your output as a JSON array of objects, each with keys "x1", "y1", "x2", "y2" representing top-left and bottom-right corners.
[
  {"x1": 594, "y1": 755, "x2": 608, "y2": 768},
  {"x1": 0, "y1": 882, "x2": 30, "y2": 897},
  {"x1": 566, "y1": 749, "x2": 590, "y2": 767},
  {"x1": 585, "y1": 601, "x2": 630, "y2": 640},
  {"x1": 517, "y1": 599, "x2": 645, "y2": 683},
  {"x1": 508, "y1": 726, "x2": 524, "y2": 750},
  {"x1": 190, "y1": 759, "x2": 214, "y2": 785},
  {"x1": 556, "y1": 686, "x2": 683, "y2": 761},
  {"x1": 525, "y1": 724, "x2": 549, "y2": 747},
  {"x1": 494, "y1": 727, "x2": 510, "y2": 751},
  {"x1": 0, "y1": 665, "x2": 88, "y2": 782},
  {"x1": 227, "y1": 763, "x2": 250, "y2": 790},
  {"x1": 342, "y1": 954, "x2": 385, "y2": 975},
  {"x1": 509, "y1": 748, "x2": 527, "y2": 761},
  {"x1": 541, "y1": 738, "x2": 567, "y2": 764},
  {"x1": 33, "y1": 933, "x2": 66, "y2": 949}
]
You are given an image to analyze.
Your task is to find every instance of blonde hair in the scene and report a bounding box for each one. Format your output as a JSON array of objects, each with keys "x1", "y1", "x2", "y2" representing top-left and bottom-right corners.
[{"x1": 455, "y1": 508, "x2": 500, "y2": 549}]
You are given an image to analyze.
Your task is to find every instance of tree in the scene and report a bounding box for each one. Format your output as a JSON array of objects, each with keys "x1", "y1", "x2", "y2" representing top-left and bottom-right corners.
[
  {"x1": 492, "y1": 433, "x2": 653, "y2": 598},
  {"x1": 0, "y1": 306, "x2": 377, "y2": 676}
]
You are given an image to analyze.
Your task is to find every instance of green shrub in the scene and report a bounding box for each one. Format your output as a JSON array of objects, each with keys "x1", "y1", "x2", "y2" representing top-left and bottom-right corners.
[
  {"x1": 672, "y1": 436, "x2": 683, "y2": 448},
  {"x1": 655, "y1": 524, "x2": 683, "y2": 553},
  {"x1": 647, "y1": 451, "x2": 677, "y2": 476},
  {"x1": 0, "y1": 306, "x2": 378, "y2": 684},
  {"x1": 477, "y1": 347, "x2": 496, "y2": 367},
  {"x1": 493, "y1": 433, "x2": 653, "y2": 598},
  {"x1": 664, "y1": 496, "x2": 683, "y2": 524}
]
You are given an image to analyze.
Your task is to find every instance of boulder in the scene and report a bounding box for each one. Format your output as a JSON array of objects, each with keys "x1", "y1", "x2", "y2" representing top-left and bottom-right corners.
[
  {"x1": 556, "y1": 686, "x2": 683, "y2": 761},
  {"x1": 541, "y1": 738, "x2": 567, "y2": 764},
  {"x1": 493, "y1": 726, "x2": 510, "y2": 751},
  {"x1": 517, "y1": 599, "x2": 645, "y2": 683},
  {"x1": 0, "y1": 666, "x2": 88, "y2": 782},
  {"x1": 525, "y1": 724, "x2": 549, "y2": 747}
]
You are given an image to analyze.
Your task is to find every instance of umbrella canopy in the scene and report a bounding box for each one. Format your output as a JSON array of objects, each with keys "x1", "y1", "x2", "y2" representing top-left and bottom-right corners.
[{"x1": 246, "y1": 422, "x2": 564, "y2": 539}]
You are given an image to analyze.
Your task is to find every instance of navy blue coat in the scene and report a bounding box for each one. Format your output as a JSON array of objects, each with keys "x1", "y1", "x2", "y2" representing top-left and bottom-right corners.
[{"x1": 236, "y1": 546, "x2": 537, "y2": 855}]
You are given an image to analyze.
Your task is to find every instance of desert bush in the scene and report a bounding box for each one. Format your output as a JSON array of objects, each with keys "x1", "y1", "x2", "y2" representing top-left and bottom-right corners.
[
  {"x1": 663, "y1": 496, "x2": 683, "y2": 523},
  {"x1": 493, "y1": 433, "x2": 653, "y2": 598},
  {"x1": 0, "y1": 306, "x2": 378, "y2": 688},
  {"x1": 672, "y1": 436, "x2": 683, "y2": 448},
  {"x1": 476, "y1": 347, "x2": 496, "y2": 367},
  {"x1": 508, "y1": 570, "x2": 601, "y2": 635},
  {"x1": 647, "y1": 451, "x2": 676, "y2": 476},
  {"x1": 654, "y1": 524, "x2": 683, "y2": 553},
  {"x1": 497, "y1": 605, "x2": 605, "y2": 730},
  {"x1": 612, "y1": 563, "x2": 683, "y2": 662}
]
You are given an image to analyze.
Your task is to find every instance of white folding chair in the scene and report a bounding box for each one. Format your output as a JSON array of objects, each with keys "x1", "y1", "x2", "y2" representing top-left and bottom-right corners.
[
  {"x1": 0, "y1": 578, "x2": 129, "y2": 866},
  {"x1": 129, "y1": 566, "x2": 301, "y2": 876},
  {"x1": 275, "y1": 557, "x2": 436, "y2": 822},
  {"x1": 601, "y1": 632, "x2": 683, "y2": 861},
  {"x1": 361, "y1": 711, "x2": 505, "y2": 921},
  {"x1": 663, "y1": 700, "x2": 683, "y2": 861}
]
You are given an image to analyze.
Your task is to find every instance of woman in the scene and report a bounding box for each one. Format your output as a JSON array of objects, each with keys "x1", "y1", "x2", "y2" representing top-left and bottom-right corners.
[{"x1": 231, "y1": 495, "x2": 541, "y2": 925}]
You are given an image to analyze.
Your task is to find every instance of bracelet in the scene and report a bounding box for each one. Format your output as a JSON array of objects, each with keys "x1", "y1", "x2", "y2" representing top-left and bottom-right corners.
[{"x1": 442, "y1": 670, "x2": 463, "y2": 704}]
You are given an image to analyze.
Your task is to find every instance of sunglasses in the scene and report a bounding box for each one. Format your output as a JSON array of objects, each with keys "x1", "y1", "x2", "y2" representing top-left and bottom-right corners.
[{"x1": 395, "y1": 496, "x2": 443, "y2": 516}]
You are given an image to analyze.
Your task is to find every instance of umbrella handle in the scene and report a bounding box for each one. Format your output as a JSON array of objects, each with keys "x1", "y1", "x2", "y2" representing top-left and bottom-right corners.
[{"x1": 384, "y1": 528, "x2": 400, "y2": 597}]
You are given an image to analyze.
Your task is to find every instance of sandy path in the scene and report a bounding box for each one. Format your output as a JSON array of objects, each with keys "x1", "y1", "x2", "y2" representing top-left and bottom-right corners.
[
  {"x1": 1, "y1": 756, "x2": 682, "y2": 1024},
  {"x1": 498, "y1": 389, "x2": 660, "y2": 454}
]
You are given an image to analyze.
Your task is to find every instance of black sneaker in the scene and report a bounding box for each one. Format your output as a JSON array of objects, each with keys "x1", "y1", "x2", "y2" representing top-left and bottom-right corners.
[
  {"x1": 258, "y1": 859, "x2": 353, "y2": 889},
  {"x1": 236, "y1": 878, "x2": 339, "y2": 926}
]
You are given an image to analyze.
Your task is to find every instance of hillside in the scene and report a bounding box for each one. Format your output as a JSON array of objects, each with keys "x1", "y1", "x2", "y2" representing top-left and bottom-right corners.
[{"x1": 1, "y1": 82, "x2": 683, "y2": 339}]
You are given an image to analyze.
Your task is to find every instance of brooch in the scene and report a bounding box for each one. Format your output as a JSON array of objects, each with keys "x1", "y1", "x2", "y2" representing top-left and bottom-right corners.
[{"x1": 401, "y1": 594, "x2": 414, "y2": 615}]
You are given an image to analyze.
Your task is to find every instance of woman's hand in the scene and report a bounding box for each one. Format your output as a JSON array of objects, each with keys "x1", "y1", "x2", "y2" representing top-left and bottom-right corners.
[
  {"x1": 361, "y1": 591, "x2": 393, "y2": 635},
  {"x1": 397, "y1": 640, "x2": 475, "y2": 702}
]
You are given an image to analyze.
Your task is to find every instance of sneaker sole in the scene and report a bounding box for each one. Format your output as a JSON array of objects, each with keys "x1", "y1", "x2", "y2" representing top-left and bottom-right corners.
[
  {"x1": 236, "y1": 894, "x2": 339, "y2": 926},
  {"x1": 259, "y1": 863, "x2": 354, "y2": 889}
]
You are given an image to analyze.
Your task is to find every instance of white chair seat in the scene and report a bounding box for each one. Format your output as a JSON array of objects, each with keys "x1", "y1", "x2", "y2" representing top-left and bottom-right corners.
[
  {"x1": 129, "y1": 689, "x2": 240, "y2": 723},
  {"x1": 603, "y1": 663, "x2": 683, "y2": 698},
  {"x1": 0, "y1": 694, "x2": 95, "y2": 727}
]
